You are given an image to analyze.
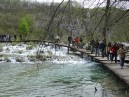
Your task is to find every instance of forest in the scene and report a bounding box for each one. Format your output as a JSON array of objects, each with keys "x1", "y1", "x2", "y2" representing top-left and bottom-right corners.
[{"x1": 0, "y1": 0, "x2": 129, "y2": 42}]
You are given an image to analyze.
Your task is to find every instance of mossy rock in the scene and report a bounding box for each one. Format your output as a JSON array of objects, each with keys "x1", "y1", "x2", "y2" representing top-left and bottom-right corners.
[
  {"x1": 16, "y1": 57, "x2": 24, "y2": 62},
  {"x1": 39, "y1": 50, "x2": 44, "y2": 54},
  {"x1": 11, "y1": 42, "x2": 17, "y2": 46},
  {"x1": 0, "y1": 54, "x2": 3, "y2": 57},
  {"x1": 26, "y1": 45, "x2": 33, "y2": 50},
  {"x1": 47, "y1": 50, "x2": 52, "y2": 55},
  {"x1": 0, "y1": 48, "x2": 3, "y2": 52},
  {"x1": 6, "y1": 48, "x2": 10, "y2": 51},
  {"x1": 28, "y1": 55, "x2": 36, "y2": 62},
  {"x1": 36, "y1": 55, "x2": 47, "y2": 61},
  {"x1": 5, "y1": 58, "x2": 11, "y2": 62},
  {"x1": 18, "y1": 50, "x2": 23, "y2": 54},
  {"x1": 29, "y1": 58, "x2": 36, "y2": 62}
]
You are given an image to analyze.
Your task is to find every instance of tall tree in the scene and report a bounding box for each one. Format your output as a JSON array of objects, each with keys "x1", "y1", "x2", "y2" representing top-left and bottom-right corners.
[
  {"x1": 102, "y1": 0, "x2": 111, "y2": 44},
  {"x1": 18, "y1": 16, "x2": 31, "y2": 39}
]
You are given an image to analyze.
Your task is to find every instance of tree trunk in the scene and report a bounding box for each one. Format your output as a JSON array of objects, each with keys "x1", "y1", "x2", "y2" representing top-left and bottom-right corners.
[
  {"x1": 102, "y1": 0, "x2": 111, "y2": 56},
  {"x1": 102, "y1": 0, "x2": 110, "y2": 44}
]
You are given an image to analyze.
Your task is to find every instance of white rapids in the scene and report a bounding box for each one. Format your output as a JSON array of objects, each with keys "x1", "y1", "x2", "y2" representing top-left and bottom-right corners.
[{"x1": 0, "y1": 43, "x2": 87, "y2": 64}]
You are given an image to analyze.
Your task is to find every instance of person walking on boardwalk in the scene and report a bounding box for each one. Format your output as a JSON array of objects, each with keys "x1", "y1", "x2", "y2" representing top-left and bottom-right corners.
[
  {"x1": 8, "y1": 34, "x2": 11, "y2": 41},
  {"x1": 74, "y1": 36, "x2": 79, "y2": 48},
  {"x1": 94, "y1": 39, "x2": 99, "y2": 56},
  {"x1": 80, "y1": 37, "x2": 83, "y2": 43},
  {"x1": 79, "y1": 37, "x2": 83, "y2": 48},
  {"x1": 55, "y1": 35, "x2": 60, "y2": 43},
  {"x1": 110, "y1": 43, "x2": 119, "y2": 63},
  {"x1": 68, "y1": 35, "x2": 72, "y2": 45},
  {"x1": 14, "y1": 34, "x2": 17, "y2": 41},
  {"x1": 118, "y1": 44, "x2": 127, "y2": 69},
  {"x1": 20, "y1": 33, "x2": 22, "y2": 41},
  {"x1": 99, "y1": 40, "x2": 106, "y2": 58},
  {"x1": 107, "y1": 42, "x2": 112, "y2": 61},
  {"x1": 90, "y1": 38, "x2": 95, "y2": 53}
]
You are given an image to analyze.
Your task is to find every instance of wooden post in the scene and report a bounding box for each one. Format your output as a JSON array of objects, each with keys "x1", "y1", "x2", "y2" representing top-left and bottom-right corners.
[
  {"x1": 81, "y1": 52, "x2": 83, "y2": 59},
  {"x1": 55, "y1": 44, "x2": 57, "y2": 50},
  {"x1": 43, "y1": 41, "x2": 45, "y2": 45},
  {"x1": 68, "y1": 42, "x2": 70, "y2": 54},
  {"x1": 58, "y1": 44, "x2": 60, "y2": 49},
  {"x1": 91, "y1": 57, "x2": 93, "y2": 61}
]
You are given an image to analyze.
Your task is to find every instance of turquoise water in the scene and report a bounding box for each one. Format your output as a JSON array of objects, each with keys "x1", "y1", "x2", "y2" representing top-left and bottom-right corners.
[{"x1": 0, "y1": 60, "x2": 129, "y2": 97}]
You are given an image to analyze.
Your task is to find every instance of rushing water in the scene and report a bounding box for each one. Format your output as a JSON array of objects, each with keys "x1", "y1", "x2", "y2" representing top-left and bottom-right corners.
[{"x1": 0, "y1": 44, "x2": 129, "y2": 97}]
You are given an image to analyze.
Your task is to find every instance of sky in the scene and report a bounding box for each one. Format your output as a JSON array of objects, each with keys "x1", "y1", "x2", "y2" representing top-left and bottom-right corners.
[
  {"x1": 33, "y1": 0, "x2": 106, "y2": 8},
  {"x1": 36, "y1": 0, "x2": 80, "y2": 3},
  {"x1": 33, "y1": 0, "x2": 129, "y2": 9}
]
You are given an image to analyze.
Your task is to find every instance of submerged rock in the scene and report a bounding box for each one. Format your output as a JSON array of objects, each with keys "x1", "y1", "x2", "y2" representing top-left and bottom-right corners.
[
  {"x1": 6, "y1": 59, "x2": 11, "y2": 62},
  {"x1": 36, "y1": 55, "x2": 47, "y2": 61},
  {"x1": 16, "y1": 57, "x2": 24, "y2": 62},
  {"x1": 0, "y1": 58, "x2": 3, "y2": 61},
  {"x1": 26, "y1": 45, "x2": 33, "y2": 50},
  {"x1": 28, "y1": 55, "x2": 36, "y2": 62}
]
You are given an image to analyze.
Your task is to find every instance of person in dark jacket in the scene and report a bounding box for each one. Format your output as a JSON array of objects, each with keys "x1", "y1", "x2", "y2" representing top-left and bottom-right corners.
[
  {"x1": 20, "y1": 33, "x2": 22, "y2": 41},
  {"x1": 80, "y1": 37, "x2": 83, "y2": 43},
  {"x1": 99, "y1": 41, "x2": 106, "y2": 58},
  {"x1": 68, "y1": 35, "x2": 72, "y2": 44},
  {"x1": 14, "y1": 34, "x2": 17, "y2": 41},
  {"x1": 94, "y1": 40, "x2": 99, "y2": 56},
  {"x1": 79, "y1": 37, "x2": 83, "y2": 48},
  {"x1": 90, "y1": 38, "x2": 95, "y2": 53}
]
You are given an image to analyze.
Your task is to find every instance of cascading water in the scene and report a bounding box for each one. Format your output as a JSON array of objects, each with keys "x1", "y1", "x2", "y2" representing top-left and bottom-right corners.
[{"x1": 0, "y1": 43, "x2": 129, "y2": 97}]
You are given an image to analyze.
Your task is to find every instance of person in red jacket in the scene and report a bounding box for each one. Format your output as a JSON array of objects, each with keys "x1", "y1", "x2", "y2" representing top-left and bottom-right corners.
[
  {"x1": 110, "y1": 43, "x2": 119, "y2": 63},
  {"x1": 107, "y1": 42, "x2": 112, "y2": 61},
  {"x1": 74, "y1": 36, "x2": 79, "y2": 48}
]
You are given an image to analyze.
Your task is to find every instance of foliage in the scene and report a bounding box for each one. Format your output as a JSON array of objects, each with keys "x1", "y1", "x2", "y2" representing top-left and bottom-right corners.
[
  {"x1": 0, "y1": 0, "x2": 128, "y2": 42},
  {"x1": 18, "y1": 15, "x2": 33, "y2": 36},
  {"x1": 19, "y1": 16, "x2": 29, "y2": 35}
]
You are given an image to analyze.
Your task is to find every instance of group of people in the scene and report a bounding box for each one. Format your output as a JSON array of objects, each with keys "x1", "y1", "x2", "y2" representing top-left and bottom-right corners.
[
  {"x1": 0, "y1": 33, "x2": 23, "y2": 42},
  {"x1": 0, "y1": 34, "x2": 11, "y2": 41},
  {"x1": 107, "y1": 42, "x2": 127, "y2": 69},
  {"x1": 0, "y1": 34, "x2": 22, "y2": 41},
  {"x1": 68, "y1": 35, "x2": 83, "y2": 48},
  {"x1": 90, "y1": 38, "x2": 127, "y2": 69},
  {"x1": 90, "y1": 39, "x2": 106, "y2": 57}
]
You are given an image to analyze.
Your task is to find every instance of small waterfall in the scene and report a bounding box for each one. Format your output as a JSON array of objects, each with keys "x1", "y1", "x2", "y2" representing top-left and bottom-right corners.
[{"x1": 0, "y1": 43, "x2": 87, "y2": 64}]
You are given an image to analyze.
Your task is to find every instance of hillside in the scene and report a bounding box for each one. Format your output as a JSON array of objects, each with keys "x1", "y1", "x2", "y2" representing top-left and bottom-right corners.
[{"x1": 0, "y1": 0, "x2": 128, "y2": 42}]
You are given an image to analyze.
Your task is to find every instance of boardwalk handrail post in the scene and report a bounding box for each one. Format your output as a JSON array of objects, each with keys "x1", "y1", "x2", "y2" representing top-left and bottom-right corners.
[
  {"x1": 68, "y1": 42, "x2": 70, "y2": 54},
  {"x1": 43, "y1": 41, "x2": 45, "y2": 45},
  {"x1": 81, "y1": 52, "x2": 83, "y2": 59},
  {"x1": 55, "y1": 43, "x2": 57, "y2": 50}
]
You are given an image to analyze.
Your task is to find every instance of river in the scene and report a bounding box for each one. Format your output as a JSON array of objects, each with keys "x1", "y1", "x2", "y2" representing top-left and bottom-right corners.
[{"x1": 0, "y1": 43, "x2": 129, "y2": 97}]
